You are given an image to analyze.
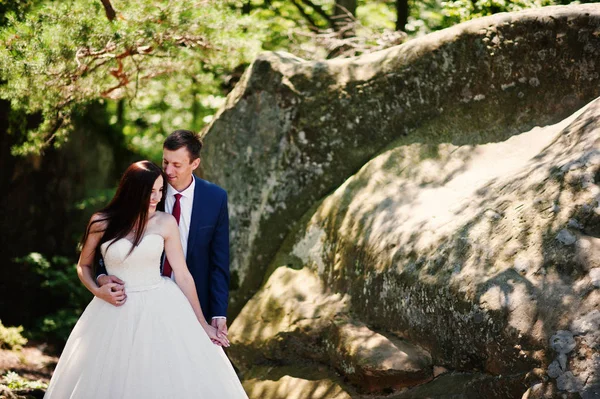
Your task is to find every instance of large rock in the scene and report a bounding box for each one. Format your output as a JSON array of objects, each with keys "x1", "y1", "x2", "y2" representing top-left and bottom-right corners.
[
  {"x1": 229, "y1": 267, "x2": 433, "y2": 393},
  {"x1": 387, "y1": 372, "x2": 530, "y2": 399},
  {"x1": 229, "y1": 92, "x2": 600, "y2": 398},
  {"x1": 201, "y1": 4, "x2": 600, "y2": 318},
  {"x1": 243, "y1": 377, "x2": 351, "y2": 399},
  {"x1": 328, "y1": 321, "x2": 433, "y2": 392},
  {"x1": 260, "y1": 95, "x2": 600, "y2": 397},
  {"x1": 241, "y1": 365, "x2": 352, "y2": 399},
  {"x1": 229, "y1": 267, "x2": 348, "y2": 367}
]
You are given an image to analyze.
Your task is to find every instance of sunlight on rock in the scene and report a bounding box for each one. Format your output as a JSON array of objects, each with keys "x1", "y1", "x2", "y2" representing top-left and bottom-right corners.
[{"x1": 243, "y1": 376, "x2": 351, "y2": 399}]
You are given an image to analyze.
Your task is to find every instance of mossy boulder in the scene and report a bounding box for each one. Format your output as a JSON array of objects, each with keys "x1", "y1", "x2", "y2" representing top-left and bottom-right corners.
[
  {"x1": 201, "y1": 4, "x2": 600, "y2": 319},
  {"x1": 241, "y1": 365, "x2": 352, "y2": 399},
  {"x1": 261, "y1": 96, "x2": 600, "y2": 397},
  {"x1": 230, "y1": 94, "x2": 600, "y2": 397},
  {"x1": 229, "y1": 267, "x2": 433, "y2": 393}
]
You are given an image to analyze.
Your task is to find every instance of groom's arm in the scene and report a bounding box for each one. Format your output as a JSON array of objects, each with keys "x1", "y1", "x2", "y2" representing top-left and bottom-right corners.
[
  {"x1": 209, "y1": 191, "x2": 230, "y2": 319},
  {"x1": 95, "y1": 256, "x2": 108, "y2": 280},
  {"x1": 95, "y1": 252, "x2": 126, "y2": 305}
]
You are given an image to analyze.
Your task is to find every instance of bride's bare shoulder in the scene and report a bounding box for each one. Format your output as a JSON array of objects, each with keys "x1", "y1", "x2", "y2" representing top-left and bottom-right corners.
[
  {"x1": 154, "y1": 211, "x2": 178, "y2": 232},
  {"x1": 88, "y1": 212, "x2": 108, "y2": 234}
]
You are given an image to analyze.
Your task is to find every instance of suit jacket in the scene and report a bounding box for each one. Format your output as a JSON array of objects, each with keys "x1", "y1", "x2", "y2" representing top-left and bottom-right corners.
[{"x1": 96, "y1": 176, "x2": 230, "y2": 320}]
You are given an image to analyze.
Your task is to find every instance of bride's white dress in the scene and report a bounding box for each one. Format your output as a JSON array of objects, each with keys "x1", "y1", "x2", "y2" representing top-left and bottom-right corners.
[{"x1": 44, "y1": 234, "x2": 248, "y2": 398}]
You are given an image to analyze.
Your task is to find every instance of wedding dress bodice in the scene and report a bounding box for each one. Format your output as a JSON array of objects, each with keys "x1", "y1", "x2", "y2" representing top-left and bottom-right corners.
[{"x1": 100, "y1": 234, "x2": 164, "y2": 289}]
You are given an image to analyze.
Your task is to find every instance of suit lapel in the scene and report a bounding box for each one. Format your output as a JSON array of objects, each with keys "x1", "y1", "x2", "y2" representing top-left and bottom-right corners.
[{"x1": 186, "y1": 175, "x2": 203, "y2": 262}]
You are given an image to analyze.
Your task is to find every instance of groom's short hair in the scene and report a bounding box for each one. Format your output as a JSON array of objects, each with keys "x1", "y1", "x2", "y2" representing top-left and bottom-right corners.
[{"x1": 164, "y1": 130, "x2": 203, "y2": 161}]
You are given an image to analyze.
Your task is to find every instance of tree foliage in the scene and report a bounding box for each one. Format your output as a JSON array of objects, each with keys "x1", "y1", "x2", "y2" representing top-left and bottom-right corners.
[
  {"x1": 0, "y1": 320, "x2": 28, "y2": 350},
  {"x1": 14, "y1": 252, "x2": 93, "y2": 342},
  {"x1": 0, "y1": 0, "x2": 261, "y2": 156}
]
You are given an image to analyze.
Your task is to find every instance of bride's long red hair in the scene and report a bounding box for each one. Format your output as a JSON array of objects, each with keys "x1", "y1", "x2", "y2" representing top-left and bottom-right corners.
[{"x1": 81, "y1": 160, "x2": 167, "y2": 258}]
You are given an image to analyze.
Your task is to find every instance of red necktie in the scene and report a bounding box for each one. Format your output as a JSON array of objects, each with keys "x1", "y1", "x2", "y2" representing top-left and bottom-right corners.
[{"x1": 162, "y1": 193, "x2": 182, "y2": 277}]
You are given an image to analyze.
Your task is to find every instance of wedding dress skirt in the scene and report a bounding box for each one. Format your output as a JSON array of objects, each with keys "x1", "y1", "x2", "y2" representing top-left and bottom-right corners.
[{"x1": 44, "y1": 234, "x2": 248, "y2": 398}]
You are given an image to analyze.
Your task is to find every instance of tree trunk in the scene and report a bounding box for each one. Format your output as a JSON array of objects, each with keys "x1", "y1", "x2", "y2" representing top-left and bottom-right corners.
[
  {"x1": 396, "y1": 0, "x2": 409, "y2": 32},
  {"x1": 100, "y1": 0, "x2": 116, "y2": 21}
]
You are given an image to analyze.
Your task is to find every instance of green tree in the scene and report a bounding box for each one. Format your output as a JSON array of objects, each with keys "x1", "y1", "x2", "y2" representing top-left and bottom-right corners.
[{"x1": 0, "y1": 0, "x2": 261, "y2": 156}]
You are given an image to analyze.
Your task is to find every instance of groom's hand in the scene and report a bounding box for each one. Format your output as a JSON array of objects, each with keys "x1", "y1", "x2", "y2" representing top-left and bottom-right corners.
[
  {"x1": 95, "y1": 283, "x2": 127, "y2": 306},
  {"x1": 96, "y1": 275, "x2": 127, "y2": 306},
  {"x1": 211, "y1": 318, "x2": 228, "y2": 339}
]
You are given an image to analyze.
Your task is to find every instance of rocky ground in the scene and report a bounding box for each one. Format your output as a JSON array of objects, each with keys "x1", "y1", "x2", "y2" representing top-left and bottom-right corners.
[{"x1": 0, "y1": 345, "x2": 56, "y2": 399}]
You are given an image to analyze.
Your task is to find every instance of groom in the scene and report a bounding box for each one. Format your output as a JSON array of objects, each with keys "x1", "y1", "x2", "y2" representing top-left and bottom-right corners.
[{"x1": 97, "y1": 130, "x2": 231, "y2": 339}]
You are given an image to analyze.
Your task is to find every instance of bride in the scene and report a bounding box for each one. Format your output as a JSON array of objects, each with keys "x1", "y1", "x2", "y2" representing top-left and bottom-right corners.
[{"x1": 44, "y1": 161, "x2": 248, "y2": 398}]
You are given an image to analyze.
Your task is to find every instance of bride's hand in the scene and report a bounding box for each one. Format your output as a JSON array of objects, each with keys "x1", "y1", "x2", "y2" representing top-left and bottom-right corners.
[{"x1": 203, "y1": 324, "x2": 230, "y2": 347}]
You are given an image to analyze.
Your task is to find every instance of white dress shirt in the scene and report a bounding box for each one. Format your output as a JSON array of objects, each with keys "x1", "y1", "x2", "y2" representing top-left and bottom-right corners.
[{"x1": 165, "y1": 178, "x2": 195, "y2": 262}]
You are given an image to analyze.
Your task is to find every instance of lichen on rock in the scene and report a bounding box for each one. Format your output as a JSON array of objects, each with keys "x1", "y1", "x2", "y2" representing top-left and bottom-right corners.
[
  {"x1": 202, "y1": 4, "x2": 600, "y2": 398},
  {"x1": 201, "y1": 4, "x2": 600, "y2": 323}
]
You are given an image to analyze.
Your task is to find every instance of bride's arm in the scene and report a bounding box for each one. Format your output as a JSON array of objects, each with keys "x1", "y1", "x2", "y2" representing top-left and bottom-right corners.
[
  {"x1": 77, "y1": 214, "x2": 126, "y2": 306},
  {"x1": 162, "y1": 214, "x2": 229, "y2": 346}
]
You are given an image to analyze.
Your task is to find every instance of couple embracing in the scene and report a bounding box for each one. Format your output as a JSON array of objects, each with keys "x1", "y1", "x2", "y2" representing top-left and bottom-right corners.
[{"x1": 44, "y1": 130, "x2": 248, "y2": 398}]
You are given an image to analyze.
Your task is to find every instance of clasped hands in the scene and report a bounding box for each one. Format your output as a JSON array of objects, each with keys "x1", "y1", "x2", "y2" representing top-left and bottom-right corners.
[
  {"x1": 96, "y1": 275, "x2": 127, "y2": 306},
  {"x1": 210, "y1": 318, "x2": 229, "y2": 348}
]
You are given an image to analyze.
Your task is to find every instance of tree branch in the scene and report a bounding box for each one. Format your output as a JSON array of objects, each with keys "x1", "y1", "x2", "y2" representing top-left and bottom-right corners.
[
  {"x1": 100, "y1": 0, "x2": 117, "y2": 21},
  {"x1": 297, "y1": 0, "x2": 333, "y2": 27},
  {"x1": 290, "y1": 0, "x2": 320, "y2": 30}
]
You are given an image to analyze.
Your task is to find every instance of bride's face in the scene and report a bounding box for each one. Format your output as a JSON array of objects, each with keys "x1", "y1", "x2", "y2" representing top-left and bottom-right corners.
[{"x1": 149, "y1": 175, "x2": 164, "y2": 212}]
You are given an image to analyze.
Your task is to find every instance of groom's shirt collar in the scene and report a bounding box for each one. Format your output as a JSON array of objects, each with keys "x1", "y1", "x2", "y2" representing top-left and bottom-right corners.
[{"x1": 167, "y1": 175, "x2": 195, "y2": 199}]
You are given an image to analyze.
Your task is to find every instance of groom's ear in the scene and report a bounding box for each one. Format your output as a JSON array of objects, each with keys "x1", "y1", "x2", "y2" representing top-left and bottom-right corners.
[{"x1": 191, "y1": 157, "x2": 201, "y2": 170}]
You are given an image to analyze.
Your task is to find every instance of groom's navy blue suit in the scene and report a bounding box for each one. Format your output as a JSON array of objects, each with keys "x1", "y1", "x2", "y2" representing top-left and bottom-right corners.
[
  {"x1": 98, "y1": 175, "x2": 230, "y2": 320},
  {"x1": 171, "y1": 176, "x2": 230, "y2": 319}
]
